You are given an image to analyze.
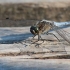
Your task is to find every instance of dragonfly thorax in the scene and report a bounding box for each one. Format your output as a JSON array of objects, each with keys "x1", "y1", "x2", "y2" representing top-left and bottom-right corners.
[{"x1": 30, "y1": 20, "x2": 54, "y2": 35}]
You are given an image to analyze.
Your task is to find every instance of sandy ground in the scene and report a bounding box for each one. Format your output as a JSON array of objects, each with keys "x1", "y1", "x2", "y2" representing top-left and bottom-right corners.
[
  {"x1": 0, "y1": 57, "x2": 70, "y2": 70},
  {"x1": 0, "y1": 27, "x2": 70, "y2": 58},
  {"x1": 0, "y1": 26, "x2": 70, "y2": 70}
]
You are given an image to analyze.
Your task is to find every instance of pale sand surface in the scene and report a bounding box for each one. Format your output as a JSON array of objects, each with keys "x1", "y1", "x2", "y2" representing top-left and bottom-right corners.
[
  {"x1": 0, "y1": 57, "x2": 70, "y2": 70},
  {"x1": 0, "y1": 27, "x2": 70, "y2": 69},
  {"x1": 0, "y1": 27, "x2": 70, "y2": 58}
]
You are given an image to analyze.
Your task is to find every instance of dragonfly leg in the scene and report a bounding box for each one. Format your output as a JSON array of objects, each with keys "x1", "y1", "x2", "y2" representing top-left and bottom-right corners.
[
  {"x1": 38, "y1": 34, "x2": 43, "y2": 41},
  {"x1": 32, "y1": 35, "x2": 36, "y2": 40},
  {"x1": 47, "y1": 33, "x2": 60, "y2": 41}
]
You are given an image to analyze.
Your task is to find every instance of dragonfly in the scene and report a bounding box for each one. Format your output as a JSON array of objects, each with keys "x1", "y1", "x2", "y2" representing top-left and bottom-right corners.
[{"x1": 30, "y1": 19, "x2": 70, "y2": 44}]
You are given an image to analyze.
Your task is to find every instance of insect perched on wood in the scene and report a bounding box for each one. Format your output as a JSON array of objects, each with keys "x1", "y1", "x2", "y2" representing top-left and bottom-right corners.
[{"x1": 30, "y1": 20, "x2": 70, "y2": 44}]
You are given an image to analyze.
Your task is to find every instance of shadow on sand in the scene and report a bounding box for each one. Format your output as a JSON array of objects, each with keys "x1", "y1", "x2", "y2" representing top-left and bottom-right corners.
[
  {"x1": 0, "y1": 60, "x2": 69, "y2": 70},
  {"x1": 0, "y1": 33, "x2": 33, "y2": 44}
]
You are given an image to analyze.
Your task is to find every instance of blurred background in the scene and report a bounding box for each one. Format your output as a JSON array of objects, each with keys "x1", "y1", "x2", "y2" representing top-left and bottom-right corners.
[{"x1": 0, "y1": 0, "x2": 70, "y2": 26}]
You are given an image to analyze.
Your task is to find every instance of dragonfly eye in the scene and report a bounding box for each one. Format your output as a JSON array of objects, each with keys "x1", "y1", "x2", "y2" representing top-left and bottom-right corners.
[{"x1": 30, "y1": 26, "x2": 39, "y2": 35}]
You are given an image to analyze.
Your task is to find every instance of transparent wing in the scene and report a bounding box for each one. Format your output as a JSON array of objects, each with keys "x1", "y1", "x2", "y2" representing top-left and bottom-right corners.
[
  {"x1": 56, "y1": 28, "x2": 70, "y2": 44},
  {"x1": 42, "y1": 26, "x2": 70, "y2": 54},
  {"x1": 52, "y1": 28, "x2": 70, "y2": 54},
  {"x1": 41, "y1": 29, "x2": 69, "y2": 55}
]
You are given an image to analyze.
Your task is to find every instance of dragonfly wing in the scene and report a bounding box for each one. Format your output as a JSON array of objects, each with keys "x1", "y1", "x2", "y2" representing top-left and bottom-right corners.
[{"x1": 56, "y1": 29, "x2": 70, "y2": 44}]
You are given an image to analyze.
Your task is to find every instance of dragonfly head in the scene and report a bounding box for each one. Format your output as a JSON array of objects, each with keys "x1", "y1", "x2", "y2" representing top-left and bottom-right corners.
[{"x1": 30, "y1": 26, "x2": 39, "y2": 35}]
